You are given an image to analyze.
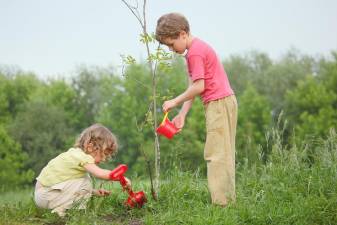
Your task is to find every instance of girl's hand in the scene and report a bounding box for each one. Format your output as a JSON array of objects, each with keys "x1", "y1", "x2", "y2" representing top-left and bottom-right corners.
[
  {"x1": 172, "y1": 113, "x2": 186, "y2": 132},
  {"x1": 93, "y1": 189, "x2": 111, "y2": 197}
]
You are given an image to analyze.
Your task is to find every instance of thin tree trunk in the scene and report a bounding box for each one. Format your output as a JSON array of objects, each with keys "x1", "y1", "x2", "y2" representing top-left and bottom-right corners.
[{"x1": 122, "y1": 0, "x2": 161, "y2": 195}]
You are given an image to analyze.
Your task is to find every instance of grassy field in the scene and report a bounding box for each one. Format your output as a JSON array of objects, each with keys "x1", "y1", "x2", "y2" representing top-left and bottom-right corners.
[{"x1": 1, "y1": 132, "x2": 336, "y2": 225}]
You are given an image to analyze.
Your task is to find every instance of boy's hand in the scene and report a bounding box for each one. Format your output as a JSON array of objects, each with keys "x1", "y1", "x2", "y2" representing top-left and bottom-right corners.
[
  {"x1": 93, "y1": 189, "x2": 111, "y2": 197},
  {"x1": 163, "y1": 99, "x2": 178, "y2": 113},
  {"x1": 172, "y1": 114, "x2": 185, "y2": 132}
]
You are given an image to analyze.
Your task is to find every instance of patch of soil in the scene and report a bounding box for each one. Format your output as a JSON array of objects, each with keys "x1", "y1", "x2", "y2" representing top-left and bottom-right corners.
[
  {"x1": 102, "y1": 214, "x2": 143, "y2": 225},
  {"x1": 26, "y1": 217, "x2": 66, "y2": 225},
  {"x1": 102, "y1": 214, "x2": 122, "y2": 224},
  {"x1": 44, "y1": 221, "x2": 66, "y2": 225},
  {"x1": 128, "y1": 219, "x2": 143, "y2": 225}
]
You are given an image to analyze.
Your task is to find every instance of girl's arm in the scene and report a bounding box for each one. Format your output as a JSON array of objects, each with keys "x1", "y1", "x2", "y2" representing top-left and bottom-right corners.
[
  {"x1": 84, "y1": 163, "x2": 132, "y2": 188},
  {"x1": 92, "y1": 189, "x2": 111, "y2": 196},
  {"x1": 84, "y1": 163, "x2": 111, "y2": 179}
]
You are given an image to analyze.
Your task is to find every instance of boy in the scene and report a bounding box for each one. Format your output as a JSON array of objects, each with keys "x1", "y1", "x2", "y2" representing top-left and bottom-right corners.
[{"x1": 155, "y1": 13, "x2": 238, "y2": 206}]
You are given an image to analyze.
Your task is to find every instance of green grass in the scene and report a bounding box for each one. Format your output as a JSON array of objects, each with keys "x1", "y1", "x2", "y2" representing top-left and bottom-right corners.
[
  {"x1": 1, "y1": 161, "x2": 336, "y2": 225},
  {"x1": 1, "y1": 132, "x2": 336, "y2": 225},
  {"x1": 0, "y1": 188, "x2": 32, "y2": 205}
]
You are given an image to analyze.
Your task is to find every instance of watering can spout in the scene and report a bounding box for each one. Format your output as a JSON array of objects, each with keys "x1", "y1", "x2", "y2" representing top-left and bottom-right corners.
[{"x1": 109, "y1": 164, "x2": 147, "y2": 208}]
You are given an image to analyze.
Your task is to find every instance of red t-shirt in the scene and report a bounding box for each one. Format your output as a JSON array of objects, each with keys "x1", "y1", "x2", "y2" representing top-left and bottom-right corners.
[{"x1": 185, "y1": 38, "x2": 234, "y2": 104}]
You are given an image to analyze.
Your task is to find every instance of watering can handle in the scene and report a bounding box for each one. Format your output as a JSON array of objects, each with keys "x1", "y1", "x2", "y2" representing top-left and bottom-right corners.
[{"x1": 161, "y1": 112, "x2": 169, "y2": 125}]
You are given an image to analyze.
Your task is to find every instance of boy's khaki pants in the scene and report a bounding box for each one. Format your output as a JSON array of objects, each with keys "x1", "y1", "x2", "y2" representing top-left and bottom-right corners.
[
  {"x1": 204, "y1": 95, "x2": 237, "y2": 206},
  {"x1": 34, "y1": 176, "x2": 93, "y2": 216}
]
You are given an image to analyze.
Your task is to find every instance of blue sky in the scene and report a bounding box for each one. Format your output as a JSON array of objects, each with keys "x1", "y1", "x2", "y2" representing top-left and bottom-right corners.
[{"x1": 1, "y1": 0, "x2": 336, "y2": 78}]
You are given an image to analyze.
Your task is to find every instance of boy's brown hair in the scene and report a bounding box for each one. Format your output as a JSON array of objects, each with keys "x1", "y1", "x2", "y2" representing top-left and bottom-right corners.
[
  {"x1": 155, "y1": 13, "x2": 190, "y2": 44},
  {"x1": 74, "y1": 124, "x2": 118, "y2": 160}
]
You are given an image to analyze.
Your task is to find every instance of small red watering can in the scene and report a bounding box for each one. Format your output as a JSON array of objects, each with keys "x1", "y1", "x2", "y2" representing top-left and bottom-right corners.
[
  {"x1": 109, "y1": 164, "x2": 147, "y2": 208},
  {"x1": 156, "y1": 112, "x2": 179, "y2": 139}
]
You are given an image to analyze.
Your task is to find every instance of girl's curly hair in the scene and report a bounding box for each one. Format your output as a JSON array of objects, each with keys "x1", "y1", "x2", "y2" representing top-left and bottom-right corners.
[{"x1": 74, "y1": 124, "x2": 118, "y2": 160}]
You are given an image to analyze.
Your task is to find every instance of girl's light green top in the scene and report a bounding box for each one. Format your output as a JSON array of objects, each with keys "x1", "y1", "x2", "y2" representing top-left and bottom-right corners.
[{"x1": 36, "y1": 147, "x2": 95, "y2": 186}]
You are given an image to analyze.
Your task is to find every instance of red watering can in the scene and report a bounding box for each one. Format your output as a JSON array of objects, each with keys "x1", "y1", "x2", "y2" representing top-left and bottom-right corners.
[
  {"x1": 109, "y1": 164, "x2": 147, "y2": 208},
  {"x1": 156, "y1": 112, "x2": 179, "y2": 139}
]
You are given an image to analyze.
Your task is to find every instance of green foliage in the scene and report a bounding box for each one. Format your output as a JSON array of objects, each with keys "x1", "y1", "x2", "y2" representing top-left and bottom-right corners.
[
  {"x1": 225, "y1": 49, "x2": 315, "y2": 117},
  {"x1": 237, "y1": 84, "x2": 272, "y2": 164},
  {"x1": 256, "y1": 50, "x2": 314, "y2": 113},
  {"x1": 319, "y1": 51, "x2": 337, "y2": 108},
  {"x1": 0, "y1": 126, "x2": 34, "y2": 189},
  {"x1": 121, "y1": 54, "x2": 137, "y2": 65},
  {"x1": 70, "y1": 66, "x2": 119, "y2": 130},
  {"x1": 8, "y1": 101, "x2": 73, "y2": 174},
  {"x1": 0, "y1": 72, "x2": 41, "y2": 124},
  {"x1": 32, "y1": 79, "x2": 80, "y2": 128},
  {"x1": 96, "y1": 64, "x2": 153, "y2": 171},
  {"x1": 224, "y1": 51, "x2": 272, "y2": 95},
  {"x1": 140, "y1": 33, "x2": 156, "y2": 44},
  {"x1": 285, "y1": 75, "x2": 337, "y2": 140}
]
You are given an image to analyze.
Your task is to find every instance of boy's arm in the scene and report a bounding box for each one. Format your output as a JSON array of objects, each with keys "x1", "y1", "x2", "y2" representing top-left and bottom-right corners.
[
  {"x1": 172, "y1": 95, "x2": 194, "y2": 131},
  {"x1": 178, "y1": 77, "x2": 196, "y2": 117},
  {"x1": 179, "y1": 98, "x2": 194, "y2": 117},
  {"x1": 163, "y1": 78, "x2": 204, "y2": 112}
]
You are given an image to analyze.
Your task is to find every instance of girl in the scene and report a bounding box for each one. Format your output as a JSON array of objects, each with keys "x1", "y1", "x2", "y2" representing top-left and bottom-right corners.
[{"x1": 34, "y1": 124, "x2": 131, "y2": 216}]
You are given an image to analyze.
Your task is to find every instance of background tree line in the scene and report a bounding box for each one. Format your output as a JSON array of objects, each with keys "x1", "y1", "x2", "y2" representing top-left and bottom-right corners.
[{"x1": 0, "y1": 49, "x2": 336, "y2": 189}]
